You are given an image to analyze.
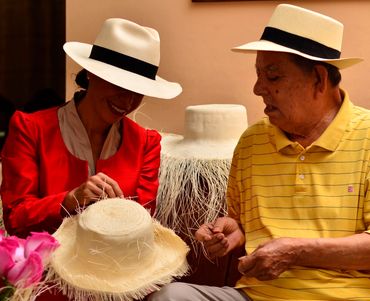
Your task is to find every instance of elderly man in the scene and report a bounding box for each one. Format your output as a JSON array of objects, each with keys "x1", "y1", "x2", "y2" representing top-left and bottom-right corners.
[{"x1": 148, "y1": 3, "x2": 370, "y2": 301}]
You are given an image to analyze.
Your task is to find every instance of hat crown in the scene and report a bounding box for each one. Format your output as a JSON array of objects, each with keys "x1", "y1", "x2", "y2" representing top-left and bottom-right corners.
[
  {"x1": 267, "y1": 4, "x2": 343, "y2": 51},
  {"x1": 231, "y1": 3, "x2": 362, "y2": 69},
  {"x1": 49, "y1": 198, "x2": 189, "y2": 299},
  {"x1": 63, "y1": 18, "x2": 182, "y2": 98},
  {"x1": 93, "y1": 18, "x2": 160, "y2": 66},
  {"x1": 183, "y1": 104, "x2": 247, "y2": 142},
  {"x1": 76, "y1": 199, "x2": 154, "y2": 271}
]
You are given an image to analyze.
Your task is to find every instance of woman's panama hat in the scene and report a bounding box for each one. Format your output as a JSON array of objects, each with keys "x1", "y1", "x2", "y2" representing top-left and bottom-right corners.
[
  {"x1": 232, "y1": 4, "x2": 363, "y2": 69},
  {"x1": 63, "y1": 18, "x2": 182, "y2": 99},
  {"x1": 47, "y1": 198, "x2": 189, "y2": 301}
]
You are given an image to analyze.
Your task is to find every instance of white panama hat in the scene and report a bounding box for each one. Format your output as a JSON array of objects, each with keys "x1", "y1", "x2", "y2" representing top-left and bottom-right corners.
[
  {"x1": 232, "y1": 4, "x2": 363, "y2": 69},
  {"x1": 160, "y1": 104, "x2": 248, "y2": 160},
  {"x1": 47, "y1": 198, "x2": 189, "y2": 301},
  {"x1": 64, "y1": 18, "x2": 182, "y2": 99}
]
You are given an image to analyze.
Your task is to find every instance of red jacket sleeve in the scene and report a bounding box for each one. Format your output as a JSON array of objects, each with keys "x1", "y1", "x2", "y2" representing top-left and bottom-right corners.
[
  {"x1": 1, "y1": 111, "x2": 65, "y2": 237},
  {"x1": 136, "y1": 129, "x2": 161, "y2": 215}
]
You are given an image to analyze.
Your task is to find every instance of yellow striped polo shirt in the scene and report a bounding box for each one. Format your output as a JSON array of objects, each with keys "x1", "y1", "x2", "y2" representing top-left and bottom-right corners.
[{"x1": 227, "y1": 90, "x2": 370, "y2": 300}]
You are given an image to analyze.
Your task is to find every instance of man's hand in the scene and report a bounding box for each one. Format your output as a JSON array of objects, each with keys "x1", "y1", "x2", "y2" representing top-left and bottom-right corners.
[
  {"x1": 195, "y1": 217, "x2": 245, "y2": 259},
  {"x1": 238, "y1": 237, "x2": 299, "y2": 280}
]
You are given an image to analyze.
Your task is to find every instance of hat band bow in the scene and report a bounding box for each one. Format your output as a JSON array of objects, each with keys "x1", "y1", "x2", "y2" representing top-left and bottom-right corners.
[
  {"x1": 261, "y1": 27, "x2": 341, "y2": 60},
  {"x1": 89, "y1": 45, "x2": 158, "y2": 79}
]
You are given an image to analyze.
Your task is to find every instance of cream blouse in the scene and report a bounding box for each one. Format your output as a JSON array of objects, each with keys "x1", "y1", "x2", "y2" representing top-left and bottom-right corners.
[{"x1": 57, "y1": 100, "x2": 121, "y2": 176}]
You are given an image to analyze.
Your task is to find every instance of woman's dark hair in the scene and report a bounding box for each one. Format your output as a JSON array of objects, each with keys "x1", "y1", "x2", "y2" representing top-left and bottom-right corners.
[
  {"x1": 73, "y1": 69, "x2": 89, "y2": 101},
  {"x1": 289, "y1": 54, "x2": 342, "y2": 86}
]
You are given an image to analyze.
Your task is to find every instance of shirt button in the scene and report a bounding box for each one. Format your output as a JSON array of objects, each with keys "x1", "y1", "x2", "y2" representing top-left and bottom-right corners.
[
  {"x1": 300, "y1": 155, "x2": 305, "y2": 161},
  {"x1": 299, "y1": 174, "x2": 305, "y2": 180}
]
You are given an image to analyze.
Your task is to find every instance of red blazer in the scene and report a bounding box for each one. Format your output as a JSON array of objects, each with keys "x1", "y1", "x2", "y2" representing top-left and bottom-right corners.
[{"x1": 1, "y1": 107, "x2": 161, "y2": 237}]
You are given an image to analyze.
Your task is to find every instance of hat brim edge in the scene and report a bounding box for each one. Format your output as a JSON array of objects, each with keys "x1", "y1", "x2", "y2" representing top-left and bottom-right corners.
[
  {"x1": 160, "y1": 133, "x2": 239, "y2": 159},
  {"x1": 64, "y1": 42, "x2": 182, "y2": 99},
  {"x1": 48, "y1": 218, "x2": 190, "y2": 297}
]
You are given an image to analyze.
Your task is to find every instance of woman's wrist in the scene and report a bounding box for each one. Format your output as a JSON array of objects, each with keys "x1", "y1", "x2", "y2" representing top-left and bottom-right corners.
[{"x1": 61, "y1": 189, "x2": 78, "y2": 216}]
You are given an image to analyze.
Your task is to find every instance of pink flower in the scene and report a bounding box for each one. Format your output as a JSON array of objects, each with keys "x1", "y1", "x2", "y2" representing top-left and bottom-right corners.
[
  {"x1": 0, "y1": 236, "x2": 18, "y2": 259},
  {"x1": 0, "y1": 245, "x2": 14, "y2": 275},
  {"x1": 6, "y1": 252, "x2": 43, "y2": 288},
  {"x1": 25, "y1": 232, "x2": 60, "y2": 265},
  {"x1": 0, "y1": 231, "x2": 59, "y2": 288}
]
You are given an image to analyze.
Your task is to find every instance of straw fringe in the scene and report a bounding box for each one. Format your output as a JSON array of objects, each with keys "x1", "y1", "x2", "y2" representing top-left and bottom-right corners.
[
  {"x1": 6, "y1": 278, "x2": 56, "y2": 301},
  {"x1": 44, "y1": 259, "x2": 189, "y2": 301},
  {"x1": 155, "y1": 154, "x2": 230, "y2": 256},
  {"x1": 7, "y1": 288, "x2": 32, "y2": 301}
]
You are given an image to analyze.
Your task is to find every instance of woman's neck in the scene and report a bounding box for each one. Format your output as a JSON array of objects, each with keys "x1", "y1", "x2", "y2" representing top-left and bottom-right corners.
[
  {"x1": 75, "y1": 97, "x2": 111, "y2": 163},
  {"x1": 76, "y1": 96, "x2": 110, "y2": 136}
]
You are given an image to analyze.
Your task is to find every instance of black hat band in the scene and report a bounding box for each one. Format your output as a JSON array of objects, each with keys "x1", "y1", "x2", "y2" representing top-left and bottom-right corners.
[
  {"x1": 260, "y1": 27, "x2": 341, "y2": 59},
  {"x1": 89, "y1": 45, "x2": 158, "y2": 79}
]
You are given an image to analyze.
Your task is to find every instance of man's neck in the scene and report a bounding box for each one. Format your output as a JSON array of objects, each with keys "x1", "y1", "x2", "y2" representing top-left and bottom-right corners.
[{"x1": 286, "y1": 90, "x2": 343, "y2": 148}]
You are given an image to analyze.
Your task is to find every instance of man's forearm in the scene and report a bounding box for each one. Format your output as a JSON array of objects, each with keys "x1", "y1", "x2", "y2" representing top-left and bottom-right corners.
[{"x1": 295, "y1": 232, "x2": 370, "y2": 271}]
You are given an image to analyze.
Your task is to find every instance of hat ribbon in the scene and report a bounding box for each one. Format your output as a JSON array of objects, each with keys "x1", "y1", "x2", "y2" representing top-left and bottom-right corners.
[
  {"x1": 260, "y1": 27, "x2": 341, "y2": 60},
  {"x1": 89, "y1": 44, "x2": 158, "y2": 79}
]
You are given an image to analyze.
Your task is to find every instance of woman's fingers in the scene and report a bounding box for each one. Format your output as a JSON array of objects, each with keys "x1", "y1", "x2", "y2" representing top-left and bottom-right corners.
[
  {"x1": 94, "y1": 173, "x2": 123, "y2": 198},
  {"x1": 62, "y1": 173, "x2": 124, "y2": 215}
]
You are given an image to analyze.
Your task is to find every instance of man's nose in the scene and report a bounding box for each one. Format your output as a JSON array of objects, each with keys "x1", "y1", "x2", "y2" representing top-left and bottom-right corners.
[{"x1": 253, "y1": 77, "x2": 265, "y2": 96}]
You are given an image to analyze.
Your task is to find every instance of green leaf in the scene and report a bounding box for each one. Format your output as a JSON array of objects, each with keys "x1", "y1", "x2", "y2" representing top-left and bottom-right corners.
[{"x1": 0, "y1": 278, "x2": 15, "y2": 301}]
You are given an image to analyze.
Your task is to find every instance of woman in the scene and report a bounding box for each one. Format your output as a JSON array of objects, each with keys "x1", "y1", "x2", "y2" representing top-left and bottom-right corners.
[{"x1": 0, "y1": 18, "x2": 182, "y2": 238}]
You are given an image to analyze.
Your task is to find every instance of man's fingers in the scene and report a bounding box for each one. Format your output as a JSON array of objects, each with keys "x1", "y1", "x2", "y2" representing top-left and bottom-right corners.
[
  {"x1": 212, "y1": 217, "x2": 227, "y2": 233},
  {"x1": 238, "y1": 255, "x2": 257, "y2": 276},
  {"x1": 206, "y1": 240, "x2": 229, "y2": 258},
  {"x1": 195, "y1": 223, "x2": 214, "y2": 242}
]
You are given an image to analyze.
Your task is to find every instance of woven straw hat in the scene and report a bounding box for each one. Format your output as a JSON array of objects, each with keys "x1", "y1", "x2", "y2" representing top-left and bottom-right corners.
[
  {"x1": 48, "y1": 198, "x2": 189, "y2": 301},
  {"x1": 156, "y1": 104, "x2": 248, "y2": 253},
  {"x1": 232, "y1": 4, "x2": 363, "y2": 69},
  {"x1": 64, "y1": 18, "x2": 182, "y2": 99},
  {"x1": 161, "y1": 104, "x2": 248, "y2": 160}
]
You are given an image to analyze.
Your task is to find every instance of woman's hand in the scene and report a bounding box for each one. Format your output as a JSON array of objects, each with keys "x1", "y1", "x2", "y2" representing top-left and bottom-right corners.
[
  {"x1": 195, "y1": 217, "x2": 245, "y2": 259},
  {"x1": 62, "y1": 172, "x2": 123, "y2": 214}
]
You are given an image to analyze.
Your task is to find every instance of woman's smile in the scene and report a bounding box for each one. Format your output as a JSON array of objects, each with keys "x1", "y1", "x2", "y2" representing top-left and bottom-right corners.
[{"x1": 108, "y1": 100, "x2": 128, "y2": 116}]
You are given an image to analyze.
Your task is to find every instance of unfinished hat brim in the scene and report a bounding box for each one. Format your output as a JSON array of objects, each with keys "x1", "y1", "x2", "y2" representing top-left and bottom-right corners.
[
  {"x1": 64, "y1": 42, "x2": 182, "y2": 99},
  {"x1": 49, "y1": 215, "x2": 189, "y2": 300}
]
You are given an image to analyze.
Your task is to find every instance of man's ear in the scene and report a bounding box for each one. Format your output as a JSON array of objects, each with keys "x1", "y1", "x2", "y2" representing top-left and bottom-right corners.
[{"x1": 313, "y1": 64, "x2": 328, "y2": 94}]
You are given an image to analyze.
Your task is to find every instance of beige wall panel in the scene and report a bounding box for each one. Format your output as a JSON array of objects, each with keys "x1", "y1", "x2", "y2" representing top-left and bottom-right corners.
[{"x1": 66, "y1": 0, "x2": 370, "y2": 135}]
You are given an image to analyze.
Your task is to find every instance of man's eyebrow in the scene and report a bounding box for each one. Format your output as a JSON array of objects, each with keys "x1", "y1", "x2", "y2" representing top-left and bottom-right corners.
[
  {"x1": 255, "y1": 64, "x2": 280, "y2": 71},
  {"x1": 266, "y1": 64, "x2": 279, "y2": 71}
]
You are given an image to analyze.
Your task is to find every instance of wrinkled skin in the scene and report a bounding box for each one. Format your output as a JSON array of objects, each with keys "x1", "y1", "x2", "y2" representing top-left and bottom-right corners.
[
  {"x1": 195, "y1": 217, "x2": 245, "y2": 259},
  {"x1": 238, "y1": 238, "x2": 299, "y2": 281}
]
